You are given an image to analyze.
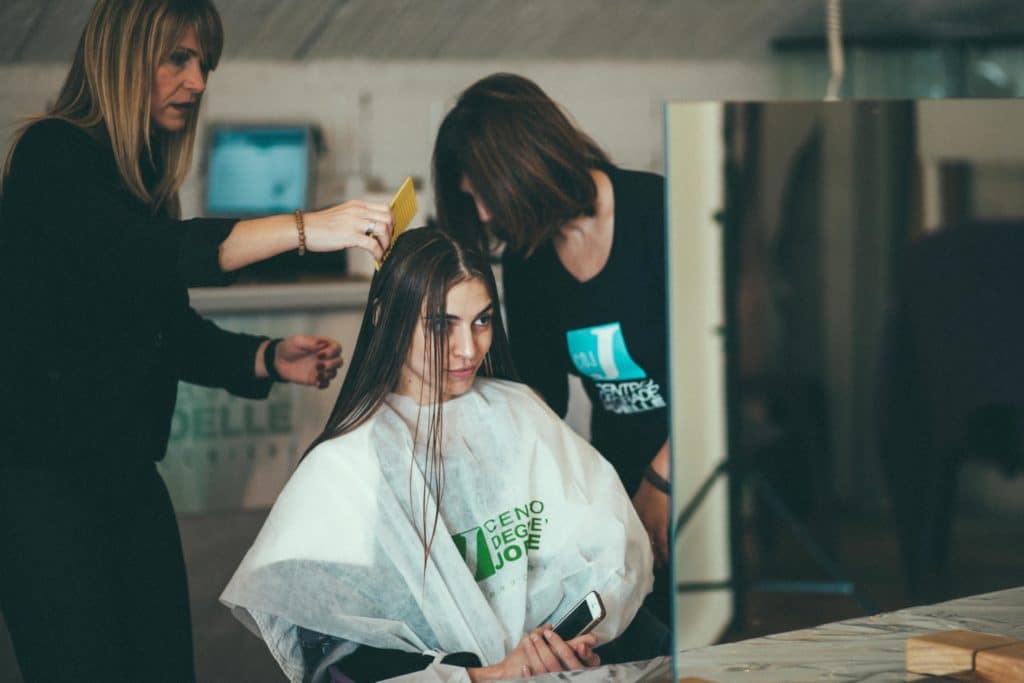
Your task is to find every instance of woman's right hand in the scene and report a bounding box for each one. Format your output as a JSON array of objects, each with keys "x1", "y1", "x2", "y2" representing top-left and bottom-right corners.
[
  {"x1": 467, "y1": 626, "x2": 600, "y2": 681},
  {"x1": 305, "y1": 199, "x2": 394, "y2": 261}
]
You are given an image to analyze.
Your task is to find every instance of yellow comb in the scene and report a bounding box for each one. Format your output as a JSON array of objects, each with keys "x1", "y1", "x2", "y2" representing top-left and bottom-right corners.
[{"x1": 377, "y1": 176, "x2": 417, "y2": 270}]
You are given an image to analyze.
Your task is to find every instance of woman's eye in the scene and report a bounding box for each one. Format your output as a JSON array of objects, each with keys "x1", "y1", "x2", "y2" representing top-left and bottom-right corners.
[
  {"x1": 474, "y1": 315, "x2": 493, "y2": 327},
  {"x1": 168, "y1": 51, "x2": 189, "y2": 67}
]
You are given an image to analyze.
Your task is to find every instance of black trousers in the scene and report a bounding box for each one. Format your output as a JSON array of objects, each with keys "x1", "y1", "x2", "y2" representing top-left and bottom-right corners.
[{"x1": 0, "y1": 460, "x2": 195, "y2": 683}]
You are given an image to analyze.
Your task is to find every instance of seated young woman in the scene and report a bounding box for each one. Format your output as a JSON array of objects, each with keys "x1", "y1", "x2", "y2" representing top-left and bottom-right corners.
[{"x1": 221, "y1": 227, "x2": 654, "y2": 682}]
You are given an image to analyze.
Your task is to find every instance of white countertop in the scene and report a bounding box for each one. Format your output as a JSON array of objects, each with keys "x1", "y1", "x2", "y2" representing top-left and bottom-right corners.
[{"x1": 188, "y1": 279, "x2": 371, "y2": 314}]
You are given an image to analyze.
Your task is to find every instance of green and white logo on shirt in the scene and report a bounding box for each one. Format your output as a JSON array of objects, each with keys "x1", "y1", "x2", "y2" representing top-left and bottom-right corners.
[
  {"x1": 566, "y1": 322, "x2": 646, "y2": 381},
  {"x1": 452, "y1": 500, "x2": 547, "y2": 582},
  {"x1": 566, "y1": 322, "x2": 666, "y2": 415}
]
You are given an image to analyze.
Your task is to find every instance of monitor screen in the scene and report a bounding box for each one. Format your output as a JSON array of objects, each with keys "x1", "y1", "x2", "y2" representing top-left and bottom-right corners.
[{"x1": 204, "y1": 125, "x2": 315, "y2": 216}]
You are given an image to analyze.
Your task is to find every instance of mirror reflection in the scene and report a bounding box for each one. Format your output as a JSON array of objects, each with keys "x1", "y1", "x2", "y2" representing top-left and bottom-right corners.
[{"x1": 669, "y1": 99, "x2": 1024, "y2": 655}]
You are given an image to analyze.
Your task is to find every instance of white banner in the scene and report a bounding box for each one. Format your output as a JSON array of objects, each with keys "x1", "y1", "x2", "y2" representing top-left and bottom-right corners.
[{"x1": 158, "y1": 308, "x2": 362, "y2": 514}]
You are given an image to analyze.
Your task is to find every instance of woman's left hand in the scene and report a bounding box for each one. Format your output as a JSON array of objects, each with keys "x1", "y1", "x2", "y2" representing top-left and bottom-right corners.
[
  {"x1": 519, "y1": 628, "x2": 600, "y2": 676},
  {"x1": 272, "y1": 336, "x2": 343, "y2": 388}
]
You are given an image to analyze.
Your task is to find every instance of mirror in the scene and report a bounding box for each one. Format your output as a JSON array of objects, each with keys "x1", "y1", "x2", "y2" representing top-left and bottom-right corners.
[{"x1": 667, "y1": 99, "x2": 1024, "y2": 657}]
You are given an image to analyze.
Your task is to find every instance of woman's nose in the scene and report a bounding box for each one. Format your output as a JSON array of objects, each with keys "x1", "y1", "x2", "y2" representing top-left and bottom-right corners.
[
  {"x1": 450, "y1": 326, "x2": 476, "y2": 359},
  {"x1": 184, "y1": 63, "x2": 206, "y2": 94}
]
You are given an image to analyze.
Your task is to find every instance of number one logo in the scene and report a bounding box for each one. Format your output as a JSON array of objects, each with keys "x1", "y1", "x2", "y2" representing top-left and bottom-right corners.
[
  {"x1": 591, "y1": 325, "x2": 621, "y2": 380},
  {"x1": 566, "y1": 323, "x2": 647, "y2": 381}
]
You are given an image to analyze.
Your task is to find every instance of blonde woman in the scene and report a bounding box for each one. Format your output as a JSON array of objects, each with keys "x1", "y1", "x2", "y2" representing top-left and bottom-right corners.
[{"x1": 0, "y1": 1, "x2": 392, "y2": 681}]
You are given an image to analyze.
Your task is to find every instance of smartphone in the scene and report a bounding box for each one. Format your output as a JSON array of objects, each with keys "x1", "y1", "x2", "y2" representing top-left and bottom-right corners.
[{"x1": 552, "y1": 591, "x2": 606, "y2": 641}]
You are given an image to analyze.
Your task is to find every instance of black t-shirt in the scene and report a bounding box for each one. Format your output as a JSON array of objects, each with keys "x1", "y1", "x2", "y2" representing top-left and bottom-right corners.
[{"x1": 502, "y1": 165, "x2": 668, "y2": 494}]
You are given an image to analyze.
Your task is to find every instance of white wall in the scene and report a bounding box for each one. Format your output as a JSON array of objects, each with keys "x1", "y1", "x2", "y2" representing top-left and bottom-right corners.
[
  {"x1": 667, "y1": 102, "x2": 732, "y2": 652},
  {"x1": 2, "y1": 58, "x2": 781, "y2": 219}
]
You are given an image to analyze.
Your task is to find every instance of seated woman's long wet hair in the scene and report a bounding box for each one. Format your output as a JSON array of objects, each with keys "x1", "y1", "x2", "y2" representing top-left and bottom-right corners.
[{"x1": 307, "y1": 227, "x2": 517, "y2": 561}]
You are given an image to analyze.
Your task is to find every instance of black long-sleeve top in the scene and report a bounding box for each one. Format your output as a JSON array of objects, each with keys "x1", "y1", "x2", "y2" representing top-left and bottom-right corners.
[{"x1": 0, "y1": 119, "x2": 270, "y2": 468}]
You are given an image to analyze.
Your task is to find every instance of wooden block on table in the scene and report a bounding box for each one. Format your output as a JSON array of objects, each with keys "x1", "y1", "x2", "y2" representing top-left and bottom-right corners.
[
  {"x1": 906, "y1": 630, "x2": 1019, "y2": 676},
  {"x1": 976, "y1": 642, "x2": 1024, "y2": 683}
]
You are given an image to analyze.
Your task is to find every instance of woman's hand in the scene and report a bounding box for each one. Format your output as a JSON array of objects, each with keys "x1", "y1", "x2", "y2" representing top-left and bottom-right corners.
[
  {"x1": 467, "y1": 626, "x2": 599, "y2": 681},
  {"x1": 305, "y1": 200, "x2": 394, "y2": 261},
  {"x1": 220, "y1": 203, "x2": 393, "y2": 272},
  {"x1": 258, "y1": 336, "x2": 343, "y2": 388},
  {"x1": 633, "y1": 439, "x2": 671, "y2": 568}
]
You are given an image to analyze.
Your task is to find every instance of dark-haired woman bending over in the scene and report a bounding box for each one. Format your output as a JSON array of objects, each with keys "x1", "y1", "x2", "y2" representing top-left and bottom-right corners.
[{"x1": 433, "y1": 73, "x2": 672, "y2": 625}]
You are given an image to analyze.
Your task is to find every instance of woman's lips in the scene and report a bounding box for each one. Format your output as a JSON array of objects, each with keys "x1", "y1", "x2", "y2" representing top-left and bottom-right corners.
[{"x1": 448, "y1": 367, "x2": 477, "y2": 380}]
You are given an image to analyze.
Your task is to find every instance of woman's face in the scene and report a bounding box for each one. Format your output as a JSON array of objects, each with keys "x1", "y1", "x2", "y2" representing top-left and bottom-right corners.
[
  {"x1": 150, "y1": 27, "x2": 206, "y2": 132},
  {"x1": 459, "y1": 175, "x2": 492, "y2": 224},
  {"x1": 396, "y1": 277, "x2": 494, "y2": 404}
]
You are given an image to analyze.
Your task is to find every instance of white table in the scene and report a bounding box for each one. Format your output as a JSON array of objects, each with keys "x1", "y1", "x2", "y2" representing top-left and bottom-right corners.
[{"x1": 391, "y1": 586, "x2": 1023, "y2": 682}]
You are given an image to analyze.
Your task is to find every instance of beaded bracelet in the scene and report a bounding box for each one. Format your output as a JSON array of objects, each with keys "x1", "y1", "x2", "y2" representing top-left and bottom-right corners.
[{"x1": 294, "y1": 209, "x2": 306, "y2": 256}]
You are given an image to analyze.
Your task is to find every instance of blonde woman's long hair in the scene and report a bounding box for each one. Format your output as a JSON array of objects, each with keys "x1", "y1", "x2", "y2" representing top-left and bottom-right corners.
[{"x1": 1, "y1": 0, "x2": 223, "y2": 217}]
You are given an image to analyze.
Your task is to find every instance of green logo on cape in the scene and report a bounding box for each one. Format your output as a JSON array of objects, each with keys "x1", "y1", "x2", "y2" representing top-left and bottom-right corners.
[{"x1": 452, "y1": 500, "x2": 547, "y2": 581}]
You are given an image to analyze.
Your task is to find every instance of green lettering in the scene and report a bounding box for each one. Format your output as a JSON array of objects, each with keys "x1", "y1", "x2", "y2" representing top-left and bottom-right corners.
[
  {"x1": 268, "y1": 402, "x2": 291, "y2": 434},
  {"x1": 194, "y1": 407, "x2": 216, "y2": 438},
  {"x1": 498, "y1": 510, "x2": 513, "y2": 527},
  {"x1": 169, "y1": 409, "x2": 188, "y2": 442},
  {"x1": 243, "y1": 404, "x2": 265, "y2": 435},
  {"x1": 218, "y1": 406, "x2": 242, "y2": 437},
  {"x1": 502, "y1": 544, "x2": 523, "y2": 563}
]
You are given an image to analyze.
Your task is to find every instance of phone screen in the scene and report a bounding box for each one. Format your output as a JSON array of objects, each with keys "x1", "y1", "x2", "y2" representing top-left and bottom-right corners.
[
  {"x1": 553, "y1": 599, "x2": 597, "y2": 640},
  {"x1": 557, "y1": 593, "x2": 602, "y2": 643}
]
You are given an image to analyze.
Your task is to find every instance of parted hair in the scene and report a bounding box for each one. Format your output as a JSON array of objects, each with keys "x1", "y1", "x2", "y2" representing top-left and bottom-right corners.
[
  {"x1": 306, "y1": 227, "x2": 518, "y2": 564},
  {"x1": 432, "y1": 72, "x2": 611, "y2": 256},
  {"x1": 1, "y1": 0, "x2": 224, "y2": 218}
]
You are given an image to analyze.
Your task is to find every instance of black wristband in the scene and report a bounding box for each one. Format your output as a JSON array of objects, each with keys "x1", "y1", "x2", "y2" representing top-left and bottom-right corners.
[
  {"x1": 263, "y1": 338, "x2": 284, "y2": 382},
  {"x1": 643, "y1": 465, "x2": 671, "y2": 494}
]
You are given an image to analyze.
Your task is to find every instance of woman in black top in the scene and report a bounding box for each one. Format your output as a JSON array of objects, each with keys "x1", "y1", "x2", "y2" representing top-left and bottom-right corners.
[
  {"x1": 0, "y1": 1, "x2": 392, "y2": 681},
  {"x1": 433, "y1": 73, "x2": 672, "y2": 625}
]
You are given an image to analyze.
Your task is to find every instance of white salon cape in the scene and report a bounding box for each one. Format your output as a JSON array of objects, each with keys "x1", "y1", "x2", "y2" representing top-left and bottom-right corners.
[{"x1": 221, "y1": 378, "x2": 653, "y2": 682}]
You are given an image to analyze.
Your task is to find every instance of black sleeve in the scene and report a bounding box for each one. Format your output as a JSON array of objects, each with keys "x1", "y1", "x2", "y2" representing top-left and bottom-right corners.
[
  {"x1": 333, "y1": 646, "x2": 435, "y2": 682},
  {"x1": 167, "y1": 303, "x2": 272, "y2": 398},
  {"x1": 7, "y1": 120, "x2": 238, "y2": 289},
  {"x1": 502, "y1": 251, "x2": 569, "y2": 416},
  {"x1": 298, "y1": 632, "x2": 481, "y2": 683}
]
